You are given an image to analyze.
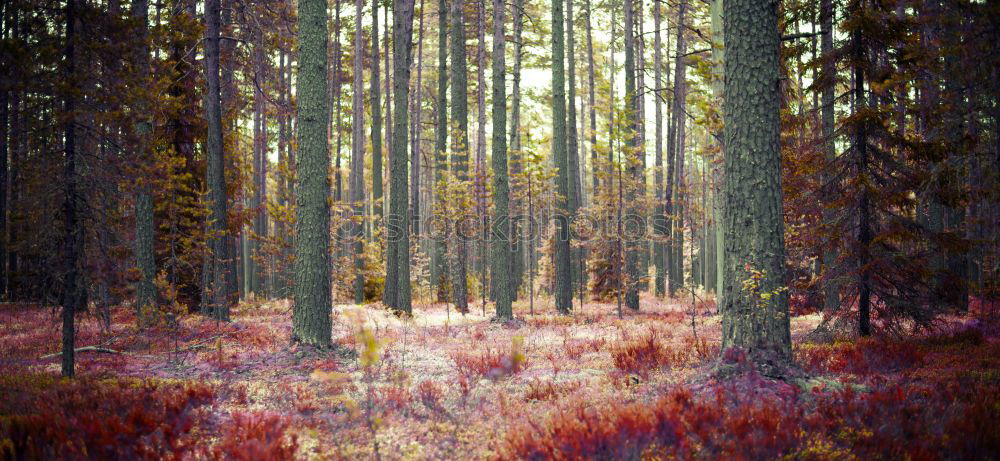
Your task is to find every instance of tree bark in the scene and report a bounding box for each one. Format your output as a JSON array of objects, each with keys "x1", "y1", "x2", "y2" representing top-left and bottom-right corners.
[
  {"x1": 293, "y1": 0, "x2": 333, "y2": 346},
  {"x1": 61, "y1": 0, "x2": 81, "y2": 378},
  {"x1": 653, "y1": 0, "x2": 665, "y2": 297},
  {"x1": 820, "y1": 0, "x2": 838, "y2": 314},
  {"x1": 353, "y1": 0, "x2": 368, "y2": 305},
  {"x1": 372, "y1": 0, "x2": 384, "y2": 220},
  {"x1": 450, "y1": 0, "x2": 470, "y2": 312},
  {"x1": 509, "y1": 0, "x2": 526, "y2": 298},
  {"x1": 491, "y1": 0, "x2": 512, "y2": 320},
  {"x1": 132, "y1": 0, "x2": 157, "y2": 312},
  {"x1": 388, "y1": 0, "x2": 416, "y2": 313},
  {"x1": 623, "y1": 0, "x2": 639, "y2": 310},
  {"x1": 433, "y1": 0, "x2": 449, "y2": 301},
  {"x1": 551, "y1": 0, "x2": 573, "y2": 314},
  {"x1": 203, "y1": 0, "x2": 236, "y2": 320},
  {"x1": 720, "y1": 0, "x2": 792, "y2": 364}
]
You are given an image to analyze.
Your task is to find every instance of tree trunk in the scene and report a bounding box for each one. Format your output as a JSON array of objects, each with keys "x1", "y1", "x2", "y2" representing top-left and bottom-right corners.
[
  {"x1": 372, "y1": 0, "x2": 384, "y2": 220},
  {"x1": 551, "y1": 0, "x2": 572, "y2": 314},
  {"x1": 820, "y1": 0, "x2": 838, "y2": 314},
  {"x1": 566, "y1": 0, "x2": 582, "y2": 305},
  {"x1": 491, "y1": 0, "x2": 512, "y2": 320},
  {"x1": 711, "y1": 0, "x2": 725, "y2": 300},
  {"x1": 61, "y1": 0, "x2": 81, "y2": 378},
  {"x1": 653, "y1": 0, "x2": 665, "y2": 297},
  {"x1": 411, "y1": 0, "x2": 425, "y2": 238},
  {"x1": 352, "y1": 0, "x2": 368, "y2": 305},
  {"x1": 389, "y1": 0, "x2": 416, "y2": 313},
  {"x1": 720, "y1": 0, "x2": 791, "y2": 364},
  {"x1": 509, "y1": 0, "x2": 525, "y2": 299},
  {"x1": 203, "y1": 0, "x2": 235, "y2": 320},
  {"x1": 293, "y1": 0, "x2": 333, "y2": 346},
  {"x1": 665, "y1": 0, "x2": 686, "y2": 297},
  {"x1": 450, "y1": 0, "x2": 470, "y2": 312},
  {"x1": 433, "y1": 0, "x2": 449, "y2": 301},
  {"x1": 132, "y1": 0, "x2": 156, "y2": 312},
  {"x1": 585, "y1": 0, "x2": 598, "y2": 197},
  {"x1": 623, "y1": 0, "x2": 639, "y2": 310}
]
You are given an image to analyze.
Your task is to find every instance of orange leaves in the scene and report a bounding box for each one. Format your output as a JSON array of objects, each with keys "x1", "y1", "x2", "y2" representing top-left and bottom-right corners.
[{"x1": 610, "y1": 330, "x2": 685, "y2": 375}]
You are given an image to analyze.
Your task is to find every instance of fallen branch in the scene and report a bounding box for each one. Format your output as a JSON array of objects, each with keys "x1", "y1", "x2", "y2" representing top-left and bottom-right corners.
[{"x1": 39, "y1": 346, "x2": 123, "y2": 360}]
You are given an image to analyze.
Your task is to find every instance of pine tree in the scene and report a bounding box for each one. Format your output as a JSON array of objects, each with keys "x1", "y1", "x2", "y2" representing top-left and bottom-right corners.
[
  {"x1": 292, "y1": 0, "x2": 333, "y2": 347},
  {"x1": 352, "y1": 0, "x2": 367, "y2": 305},
  {"x1": 203, "y1": 0, "x2": 236, "y2": 320},
  {"x1": 720, "y1": 0, "x2": 791, "y2": 365},
  {"x1": 551, "y1": 0, "x2": 573, "y2": 314},
  {"x1": 491, "y1": 0, "x2": 512, "y2": 320},
  {"x1": 388, "y1": 0, "x2": 416, "y2": 314},
  {"x1": 132, "y1": 0, "x2": 157, "y2": 314},
  {"x1": 433, "y1": 0, "x2": 449, "y2": 301},
  {"x1": 450, "y1": 0, "x2": 470, "y2": 313}
]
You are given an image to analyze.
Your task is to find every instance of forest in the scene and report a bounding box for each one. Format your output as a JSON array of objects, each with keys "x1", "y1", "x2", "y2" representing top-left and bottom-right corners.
[{"x1": 0, "y1": 0, "x2": 998, "y2": 458}]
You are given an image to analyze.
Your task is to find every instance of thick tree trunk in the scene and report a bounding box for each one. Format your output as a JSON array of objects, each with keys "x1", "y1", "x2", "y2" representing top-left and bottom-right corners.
[
  {"x1": 293, "y1": 0, "x2": 333, "y2": 346},
  {"x1": 491, "y1": 0, "x2": 512, "y2": 320},
  {"x1": 551, "y1": 0, "x2": 573, "y2": 314},
  {"x1": 203, "y1": 0, "x2": 235, "y2": 320},
  {"x1": 720, "y1": 0, "x2": 791, "y2": 365},
  {"x1": 388, "y1": 0, "x2": 416, "y2": 313}
]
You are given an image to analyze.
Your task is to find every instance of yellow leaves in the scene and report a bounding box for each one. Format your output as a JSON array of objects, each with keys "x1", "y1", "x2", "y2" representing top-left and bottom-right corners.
[
  {"x1": 356, "y1": 327, "x2": 382, "y2": 369},
  {"x1": 330, "y1": 393, "x2": 360, "y2": 418},
  {"x1": 310, "y1": 369, "x2": 351, "y2": 384},
  {"x1": 511, "y1": 335, "x2": 526, "y2": 370}
]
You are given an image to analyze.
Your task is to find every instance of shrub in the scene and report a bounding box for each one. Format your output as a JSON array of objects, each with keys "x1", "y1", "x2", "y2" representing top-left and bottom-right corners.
[
  {"x1": 610, "y1": 331, "x2": 684, "y2": 374},
  {"x1": 0, "y1": 374, "x2": 214, "y2": 460},
  {"x1": 210, "y1": 411, "x2": 298, "y2": 460}
]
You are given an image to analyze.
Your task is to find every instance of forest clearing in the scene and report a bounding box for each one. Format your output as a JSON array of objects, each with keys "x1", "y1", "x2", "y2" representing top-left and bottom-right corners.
[
  {"x1": 1, "y1": 0, "x2": 999, "y2": 458},
  {"x1": 4, "y1": 297, "x2": 999, "y2": 459}
]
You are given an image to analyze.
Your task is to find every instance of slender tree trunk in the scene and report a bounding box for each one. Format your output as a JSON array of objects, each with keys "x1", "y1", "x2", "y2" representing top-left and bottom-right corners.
[
  {"x1": 411, "y1": 0, "x2": 425, "y2": 238},
  {"x1": 623, "y1": 0, "x2": 639, "y2": 310},
  {"x1": 352, "y1": 0, "x2": 368, "y2": 305},
  {"x1": 450, "y1": 0, "x2": 470, "y2": 312},
  {"x1": 551, "y1": 0, "x2": 573, "y2": 313},
  {"x1": 293, "y1": 0, "x2": 333, "y2": 346},
  {"x1": 853, "y1": 20, "x2": 872, "y2": 337},
  {"x1": 203, "y1": 0, "x2": 235, "y2": 320},
  {"x1": 333, "y1": 2, "x2": 343, "y2": 204},
  {"x1": 491, "y1": 0, "x2": 512, "y2": 319},
  {"x1": 373, "y1": 0, "x2": 384, "y2": 221},
  {"x1": 566, "y1": 0, "x2": 582, "y2": 306},
  {"x1": 665, "y1": 0, "x2": 685, "y2": 297},
  {"x1": 388, "y1": 0, "x2": 416, "y2": 313},
  {"x1": 820, "y1": 0, "x2": 838, "y2": 314},
  {"x1": 132, "y1": 0, "x2": 156, "y2": 312},
  {"x1": 476, "y1": 0, "x2": 487, "y2": 306},
  {"x1": 720, "y1": 0, "x2": 791, "y2": 364},
  {"x1": 61, "y1": 0, "x2": 81, "y2": 378},
  {"x1": 433, "y1": 0, "x2": 449, "y2": 301},
  {"x1": 509, "y1": 0, "x2": 525, "y2": 298},
  {"x1": 711, "y1": 0, "x2": 724, "y2": 300},
  {"x1": 653, "y1": 0, "x2": 665, "y2": 297},
  {"x1": 585, "y1": 0, "x2": 598, "y2": 197}
]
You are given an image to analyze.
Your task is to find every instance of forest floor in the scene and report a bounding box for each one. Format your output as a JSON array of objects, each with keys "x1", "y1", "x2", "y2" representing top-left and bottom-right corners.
[{"x1": 2, "y1": 294, "x2": 999, "y2": 459}]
